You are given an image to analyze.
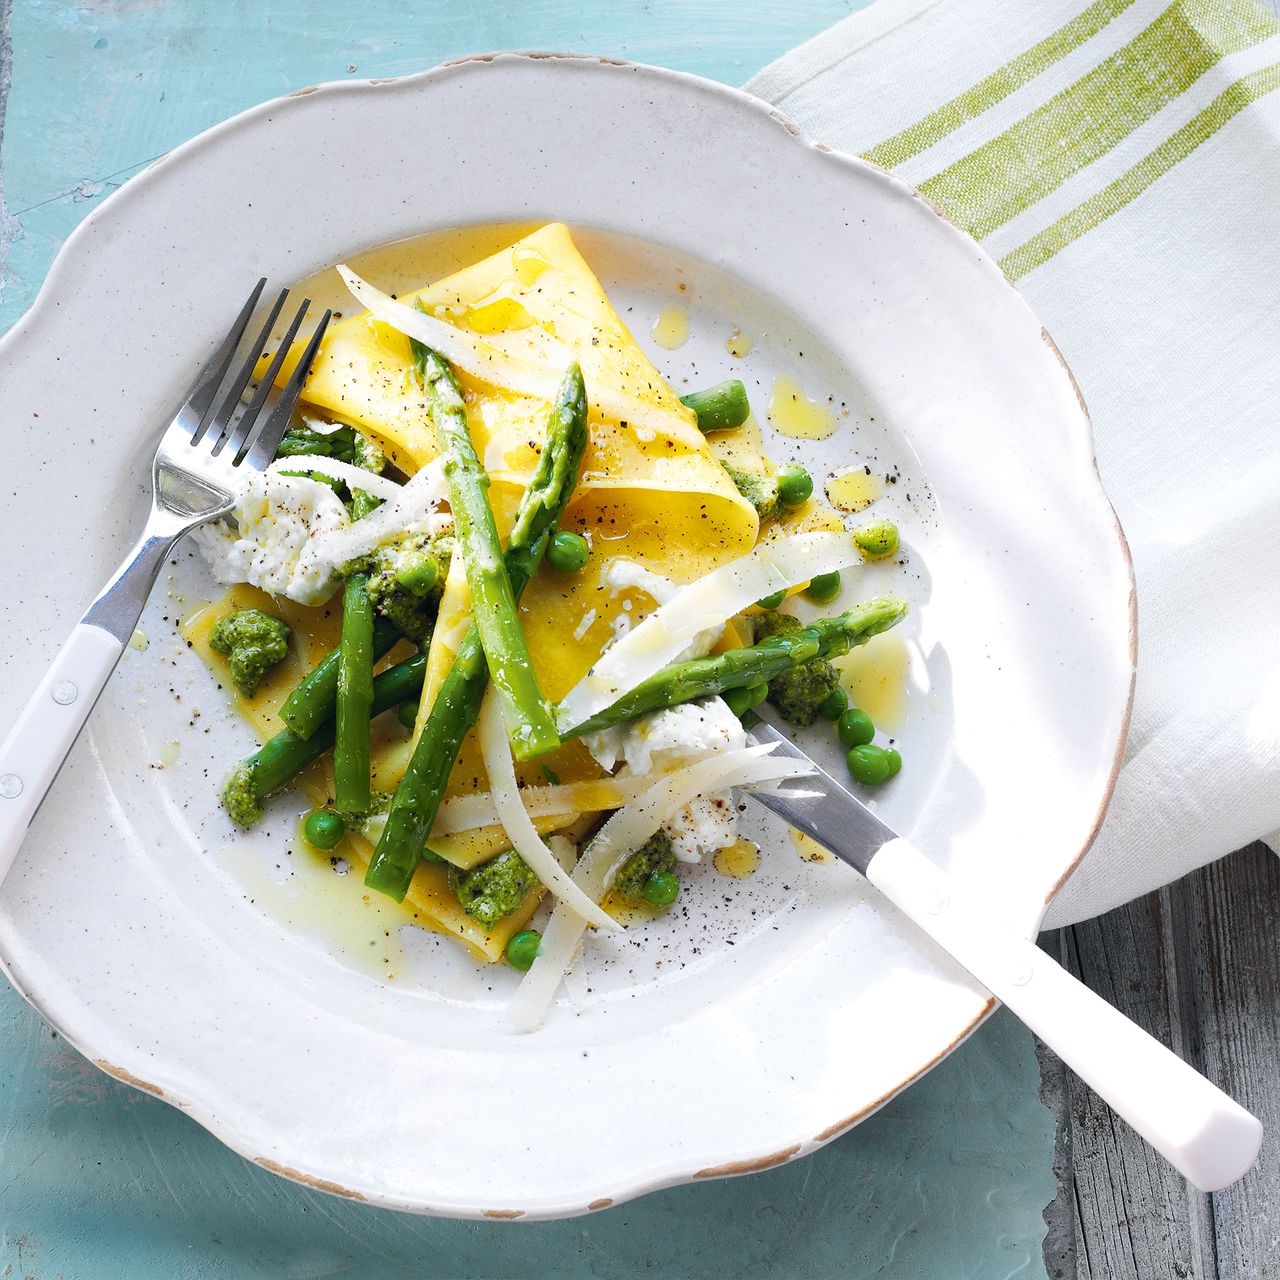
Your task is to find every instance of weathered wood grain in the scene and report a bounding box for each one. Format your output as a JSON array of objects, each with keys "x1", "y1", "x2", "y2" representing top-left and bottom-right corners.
[
  {"x1": 1043, "y1": 843, "x2": 1280, "y2": 1280},
  {"x1": 1189, "y1": 845, "x2": 1280, "y2": 1279},
  {"x1": 1037, "y1": 1036, "x2": 1079, "y2": 1280},
  {"x1": 1066, "y1": 894, "x2": 1216, "y2": 1280}
]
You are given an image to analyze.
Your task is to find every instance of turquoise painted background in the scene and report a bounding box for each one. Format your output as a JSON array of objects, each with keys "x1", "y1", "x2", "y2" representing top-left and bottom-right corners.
[{"x1": 0, "y1": 2, "x2": 1056, "y2": 1275}]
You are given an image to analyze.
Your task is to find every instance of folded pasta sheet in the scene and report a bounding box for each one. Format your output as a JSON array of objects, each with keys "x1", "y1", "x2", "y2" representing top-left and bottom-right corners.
[
  {"x1": 205, "y1": 225, "x2": 773, "y2": 955},
  {"x1": 291, "y1": 223, "x2": 760, "y2": 833},
  {"x1": 184, "y1": 586, "x2": 539, "y2": 962}
]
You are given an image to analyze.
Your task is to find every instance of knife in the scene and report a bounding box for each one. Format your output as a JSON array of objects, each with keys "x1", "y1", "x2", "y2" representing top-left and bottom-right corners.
[{"x1": 744, "y1": 720, "x2": 1262, "y2": 1192}]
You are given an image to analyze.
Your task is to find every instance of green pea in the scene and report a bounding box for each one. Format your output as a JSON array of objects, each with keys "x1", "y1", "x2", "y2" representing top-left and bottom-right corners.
[
  {"x1": 818, "y1": 687, "x2": 849, "y2": 721},
  {"x1": 846, "y1": 744, "x2": 890, "y2": 786},
  {"x1": 395, "y1": 553, "x2": 439, "y2": 597},
  {"x1": 723, "y1": 686, "x2": 755, "y2": 717},
  {"x1": 642, "y1": 871, "x2": 681, "y2": 907},
  {"x1": 776, "y1": 464, "x2": 813, "y2": 507},
  {"x1": 679, "y1": 379, "x2": 751, "y2": 434},
  {"x1": 506, "y1": 929, "x2": 542, "y2": 971},
  {"x1": 396, "y1": 700, "x2": 419, "y2": 730},
  {"x1": 838, "y1": 707, "x2": 875, "y2": 748},
  {"x1": 756, "y1": 589, "x2": 787, "y2": 610},
  {"x1": 853, "y1": 518, "x2": 900, "y2": 561},
  {"x1": 547, "y1": 530, "x2": 590, "y2": 573},
  {"x1": 805, "y1": 571, "x2": 841, "y2": 604},
  {"x1": 303, "y1": 808, "x2": 345, "y2": 851},
  {"x1": 883, "y1": 747, "x2": 903, "y2": 778}
]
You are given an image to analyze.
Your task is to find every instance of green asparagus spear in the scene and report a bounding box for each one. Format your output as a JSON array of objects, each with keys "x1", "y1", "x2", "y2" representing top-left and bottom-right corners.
[
  {"x1": 334, "y1": 572, "x2": 374, "y2": 813},
  {"x1": 680, "y1": 379, "x2": 750, "y2": 433},
  {"x1": 278, "y1": 422, "x2": 385, "y2": 519},
  {"x1": 279, "y1": 617, "x2": 400, "y2": 740},
  {"x1": 364, "y1": 631, "x2": 486, "y2": 897},
  {"x1": 364, "y1": 363, "x2": 589, "y2": 902},
  {"x1": 560, "y1": 597, "x2": 908, "y2": 739},
  {"x1": 348, "y1": 489, "x2": 383, "y2": 521},
  {"x1": 413, "y1": 336, "x2": 559, "y2": 762},
  {"x1": 222, "y1": 652, "x2": 427, "y2": 827}
]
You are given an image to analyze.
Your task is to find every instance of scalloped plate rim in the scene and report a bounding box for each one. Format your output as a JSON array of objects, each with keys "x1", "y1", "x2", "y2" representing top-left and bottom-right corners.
[{"x1": 0, "y1": 50, "x2": 1136, "y2": 1218}]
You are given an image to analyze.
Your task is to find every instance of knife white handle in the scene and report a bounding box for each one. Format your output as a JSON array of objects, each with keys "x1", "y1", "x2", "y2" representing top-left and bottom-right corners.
[{"x1": 865, "y1": 837, "x2": 1263, "y2": 1192}]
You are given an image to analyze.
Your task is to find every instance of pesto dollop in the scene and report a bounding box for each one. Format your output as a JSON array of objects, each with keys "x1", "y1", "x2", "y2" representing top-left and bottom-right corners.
[
  {"x1": 449, "y1": 850, "x2": 539, "y2": 930},
  {"x1": 342, "y1": 532, "x2": 454, "y2": 644},
  {"x1": 222, "y1": 760, "x2": 263, "y2": 827},
  {"x1": 209, "y1": 608, "x2": 291, "y2": 697},
  {"x1": 613, "y1": 830, "x2": 679, "y2": 904},
  {"x1": 753, "y1": 610, "x2": 840, "y2": 727}
]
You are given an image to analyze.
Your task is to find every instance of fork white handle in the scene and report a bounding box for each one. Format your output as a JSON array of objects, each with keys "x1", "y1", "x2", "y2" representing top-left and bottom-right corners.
[
  {"x1": 867, "y1": 837, "x2": 1263, "y2": 1192},
  {"x1": 0, "y1": 522, "x2": 179, "y2": 884},
  {"x1": 0, "y1": 282, "x2": 332, "y2": 891}
]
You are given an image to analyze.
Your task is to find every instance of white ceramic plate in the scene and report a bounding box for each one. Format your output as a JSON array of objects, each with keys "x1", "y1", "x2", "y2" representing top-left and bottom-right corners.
[{"x1": 0, "y1": 54, "x2": 1134, "y2": 1218}]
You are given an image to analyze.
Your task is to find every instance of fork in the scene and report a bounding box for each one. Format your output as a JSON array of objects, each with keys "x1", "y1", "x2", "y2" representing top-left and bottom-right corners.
[{"x1": 0, "y1": 281, "x2": 331, "y2": 883}]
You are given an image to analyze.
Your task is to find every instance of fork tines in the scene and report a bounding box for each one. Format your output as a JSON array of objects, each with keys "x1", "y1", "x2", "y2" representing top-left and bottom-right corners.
[{"x1": 183, "y1": 279, "x2": 332, "y2": 471}]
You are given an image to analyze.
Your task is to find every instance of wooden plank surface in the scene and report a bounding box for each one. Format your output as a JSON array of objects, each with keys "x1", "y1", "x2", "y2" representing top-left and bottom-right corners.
[
  {"x1": 1192, "y1": 845, "x2": 1280, "y2": 1278},
  {"x1": 1032, "y1": 0, "x2": 1280, "y2": 1264},
  {"x1": 1042, "y1": 842, "x2": 1280, "y2": 1279}
]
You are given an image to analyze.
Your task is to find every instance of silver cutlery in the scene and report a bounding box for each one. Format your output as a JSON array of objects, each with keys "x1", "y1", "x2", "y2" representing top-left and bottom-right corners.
[
  {"x1": 0, "y1": 282, "x2": 330, "y2": 878},
  {"x1": 745, "y1": 719, "x2": 1263, "y2": 1191}
]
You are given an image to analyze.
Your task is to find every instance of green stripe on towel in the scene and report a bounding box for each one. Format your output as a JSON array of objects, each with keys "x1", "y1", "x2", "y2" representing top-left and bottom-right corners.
[
  {"x1": 1001, "y1": 60, "x2": 1280, "y2": 279},
  {"x1": 864, "y1": 0, "x2": 1135, "y2": 170},
  {"x1": 916, "y1": 0, "x2": 1277, "y2": 240}
]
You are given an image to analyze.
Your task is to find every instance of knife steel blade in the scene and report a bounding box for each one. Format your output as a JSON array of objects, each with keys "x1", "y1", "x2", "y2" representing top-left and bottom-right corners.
[
  {"x1": 741, "y1": 719, "x2": 1263, "y2": 1194},
  {"x1": 744, "y1": 719, "x2": 896, "y2": 875}
]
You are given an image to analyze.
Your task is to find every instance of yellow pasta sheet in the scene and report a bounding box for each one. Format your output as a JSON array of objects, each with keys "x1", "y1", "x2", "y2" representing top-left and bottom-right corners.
[
  {"x1": 285, "y1": 223, "x2": 761, "y2": 833},
  {"x1": 195, "y1": 226, "x2": 858, "y2": 959},
  {"x1": 184, "y1": 586, "x2": 536, "y2": 962}
]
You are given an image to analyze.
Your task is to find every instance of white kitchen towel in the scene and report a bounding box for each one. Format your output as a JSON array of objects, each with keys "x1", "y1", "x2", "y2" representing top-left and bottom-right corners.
[{"x1": 747, "y1": 0, "x2": 1280, "y2": 927}]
